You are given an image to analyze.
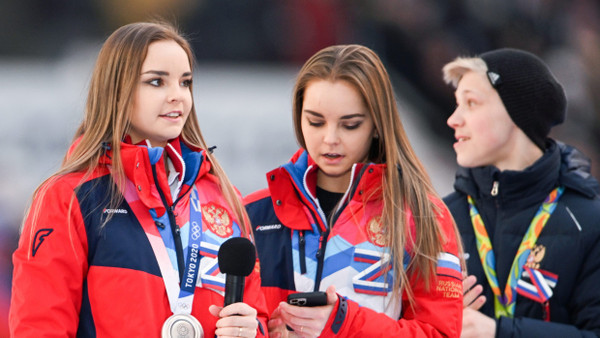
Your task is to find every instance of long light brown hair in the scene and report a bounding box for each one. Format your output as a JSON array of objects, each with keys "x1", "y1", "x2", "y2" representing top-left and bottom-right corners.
[
  {"x1": 27, "y1": 22, "x2": 250, "y2": 235},
  {"x1": 292, "y1": 44, "x2": 449, "y2": 304}
]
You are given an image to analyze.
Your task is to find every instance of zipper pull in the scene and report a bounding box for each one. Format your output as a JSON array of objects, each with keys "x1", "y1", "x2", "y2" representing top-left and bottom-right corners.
[
  {"x1": 316, "y1": 232, "x2": 327, "y2": 258},
  {"x1": 491, "y1": 181, "x2": 499, "y2": 196},
  {"x1": 299, "y1": 231, "x2": 307, "y2": 274}
]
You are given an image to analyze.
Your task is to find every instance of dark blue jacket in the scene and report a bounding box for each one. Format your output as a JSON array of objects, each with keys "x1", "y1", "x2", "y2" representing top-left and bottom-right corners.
[{"x1": 444, "y1": 140, "x2": 600, "y2": 337}]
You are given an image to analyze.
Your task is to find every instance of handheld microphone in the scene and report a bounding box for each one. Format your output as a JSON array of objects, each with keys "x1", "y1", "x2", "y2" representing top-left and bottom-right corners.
[{"x1": 217, "y1": 237, "x2": 256, "y2": 306}]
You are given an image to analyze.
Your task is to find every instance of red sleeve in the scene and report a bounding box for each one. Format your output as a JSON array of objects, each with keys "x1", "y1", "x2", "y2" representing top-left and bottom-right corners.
[
  {"x1": 9, "y1": 178, "x2": 89, "y2": 337},
  {"x1": 320, "y1": 202, "x2": 463, "y2": 337},
  {"x1": 243, "y1": 258, "x2": 270, "y2": 337},
  {"x1": 235, "y1": 188, "x2": 270, "y2": 337}
]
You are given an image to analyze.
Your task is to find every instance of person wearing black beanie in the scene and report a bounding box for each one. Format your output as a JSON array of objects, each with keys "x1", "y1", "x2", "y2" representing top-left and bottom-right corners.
[
  {"x1": 480, "y1": 48, "x2": 567, "y2": 150},
  {"x1": 441, "y1": 48, "x2": 600, "y2": 337}
]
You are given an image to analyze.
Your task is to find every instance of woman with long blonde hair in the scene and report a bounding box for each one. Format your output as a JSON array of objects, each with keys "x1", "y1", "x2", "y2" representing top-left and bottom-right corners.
[
  {"x1": 245, "y1": 44, "x2": 463, "y2": 337},
  {"x1": 10, "y1": 22, "x2": 268, "y2": 337}
]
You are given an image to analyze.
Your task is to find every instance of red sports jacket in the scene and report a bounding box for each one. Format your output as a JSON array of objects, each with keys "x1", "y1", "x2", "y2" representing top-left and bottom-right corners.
[
  {"x1": 245, "y1": 149, "x2": 463, "y2": 337},
  {"x1": 11, "y1": 138, "x2": 268, "y2": 337}
]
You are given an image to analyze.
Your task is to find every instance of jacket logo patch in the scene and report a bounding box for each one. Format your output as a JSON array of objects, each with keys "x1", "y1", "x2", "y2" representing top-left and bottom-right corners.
[
  {"x1": 255, "y1": 224, "x2": 282, "y2": 232},
  {"x1": 103, "y1": 208, "x2": 128, "y2": 214},
  {"x1": 436, "y1": 280, "x2": 462, "y2": 299},
  {"x1": 32, "y1": 228, "x2": 54, "y2": 257},
  {"x1": 352, "y1": 248, "x2": 392, "y2": 295},
  {"x1": 525, "y1": 244, "x2": 546, "y2": 270},
  {"x1": 366, "y1": 216, "x2": 385, "y2": 247},
  {"x1": 202, "y1": 202, "x2": 233, "y2": 238}
]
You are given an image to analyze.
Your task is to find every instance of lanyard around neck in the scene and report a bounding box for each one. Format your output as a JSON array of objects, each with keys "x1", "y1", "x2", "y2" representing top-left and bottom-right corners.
[
  {"x1": 468, "y1": 186, "x2": 564, "y2": 318},
  {"x1": 132, "y1": 185, "x2": 204, "y2": 315}
]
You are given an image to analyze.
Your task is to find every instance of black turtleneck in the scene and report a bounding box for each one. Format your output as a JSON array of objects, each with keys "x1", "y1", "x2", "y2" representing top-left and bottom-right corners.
[{"x1": 316, "y1": 186, "x2": 344, "y2": 222}]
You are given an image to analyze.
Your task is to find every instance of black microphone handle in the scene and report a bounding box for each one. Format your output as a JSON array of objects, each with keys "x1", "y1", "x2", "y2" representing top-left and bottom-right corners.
[{"x1": 224, "y1": 274, "x2": 245, "y2": 306}]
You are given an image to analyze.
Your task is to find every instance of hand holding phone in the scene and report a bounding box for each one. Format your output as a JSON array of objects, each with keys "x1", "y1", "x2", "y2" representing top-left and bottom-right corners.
[
  {"x1": 287, "y1": 291, "x2": 328, "y2": 307},
  {"x1": 285, "y1": 291, "x2": 328, "y2": 332}
]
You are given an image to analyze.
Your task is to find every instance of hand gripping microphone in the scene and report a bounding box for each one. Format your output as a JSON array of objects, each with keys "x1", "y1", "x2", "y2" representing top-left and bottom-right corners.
[{"x1": 218, "y1": 237, "x2": 256, "y2": 306}]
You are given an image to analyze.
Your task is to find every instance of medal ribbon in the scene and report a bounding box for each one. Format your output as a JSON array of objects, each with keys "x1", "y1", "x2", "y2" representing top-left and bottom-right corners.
[
  {"x1": 468, "y1": 186, "x2": 563, "y2": 318},
  {"x1": 135, "y1": 185, "x2": 204, "y2": 315},
  {"x1": 173, "y1": 187, "x2": 204, "y2": 314},
  {"x1": 516, "y1": 266, "x2": 558, "y2": 303}
]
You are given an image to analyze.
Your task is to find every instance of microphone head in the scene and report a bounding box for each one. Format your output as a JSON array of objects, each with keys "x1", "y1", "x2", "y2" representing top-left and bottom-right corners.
[{"x1": 218, "y1": 237, "x2": 256, "y2": 276}]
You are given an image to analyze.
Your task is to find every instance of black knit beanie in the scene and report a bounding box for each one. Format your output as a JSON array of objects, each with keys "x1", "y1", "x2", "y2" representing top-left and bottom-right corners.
[{"x1": 479, "y1": 48, "x2": 566, "y2": 150}]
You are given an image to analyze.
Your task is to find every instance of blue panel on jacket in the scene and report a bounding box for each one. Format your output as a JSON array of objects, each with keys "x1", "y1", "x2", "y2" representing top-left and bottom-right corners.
[
  {"x1": 77, "y1": 175, "x2": 161, "y2": 277},
  {"x1": 246, "y1": 196, "x2": 296, "y2": 290}
]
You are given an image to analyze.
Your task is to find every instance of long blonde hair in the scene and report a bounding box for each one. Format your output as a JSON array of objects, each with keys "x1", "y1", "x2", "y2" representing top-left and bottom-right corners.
[
  {"x1": 27, "y1": 22, "x2": 250, "y2": 235},
  {"x1": 292, "y1": 44, "x2": 446, "y2": 303}
]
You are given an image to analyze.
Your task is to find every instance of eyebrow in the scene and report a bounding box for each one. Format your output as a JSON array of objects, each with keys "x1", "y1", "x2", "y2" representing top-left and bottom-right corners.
[
  {"x1": 304, "y1": 110, "x2": 366, "y2": 120},
  {"x1": 455, "y1": 88, "x2": 481, "y2": 98},
  {"x1": 141, "y1": 70, "x2": 193, "y2": 77}
]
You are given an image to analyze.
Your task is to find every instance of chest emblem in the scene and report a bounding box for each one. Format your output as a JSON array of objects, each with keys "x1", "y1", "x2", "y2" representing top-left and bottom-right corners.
[
  {"x1": 366, "y1": 215, "x2": 386, "y2": 247},
  {"x1": 202, "y1": 202, "x2": 233, "y2": 238},
  {"x1": 525, "y1": 244, "x2": 546, "y2": 270}
]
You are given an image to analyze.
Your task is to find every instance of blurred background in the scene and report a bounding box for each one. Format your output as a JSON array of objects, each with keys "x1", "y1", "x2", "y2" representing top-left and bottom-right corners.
[{"x1": 1, "y1": 0, "x2": 599, "y2": 333}]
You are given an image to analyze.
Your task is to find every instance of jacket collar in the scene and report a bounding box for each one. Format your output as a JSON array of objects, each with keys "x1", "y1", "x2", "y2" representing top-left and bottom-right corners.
[
  {"x1": 98, "y1": 136, "x2": 210, "y2": 216},
  {"x1": 268, "y1": 149, "x2": 386, "y2": 231},
  {"x1": 453, "y1": 139, "x2": 599, "y2": 209},
  {"x1": 555, "y1": 140, "x2": 600, "y2": 198}
]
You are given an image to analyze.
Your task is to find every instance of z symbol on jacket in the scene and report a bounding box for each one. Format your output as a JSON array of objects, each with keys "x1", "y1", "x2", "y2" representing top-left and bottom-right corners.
[{"x1": 32, "y1": 228, "x2": 54, "y2": 257}]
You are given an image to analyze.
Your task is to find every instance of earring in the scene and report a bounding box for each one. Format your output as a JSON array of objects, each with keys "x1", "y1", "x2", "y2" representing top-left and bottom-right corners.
[{"x1": 374, "y1": 132, "x2": 379, "y2": 139}]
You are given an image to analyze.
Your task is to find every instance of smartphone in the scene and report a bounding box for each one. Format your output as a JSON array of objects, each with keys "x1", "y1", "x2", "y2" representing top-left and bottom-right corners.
[
  {"x1": 286, "y1": 292, "x2": 328, "y2": 331},
  {"x1": 287, "y1": 291, "x2": 328, "y2": 307}
]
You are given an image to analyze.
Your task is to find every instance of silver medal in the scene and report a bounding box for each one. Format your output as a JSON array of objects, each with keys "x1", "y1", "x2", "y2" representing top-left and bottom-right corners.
[{"x1": 161, "y1": 313, "x2": 204, "y2": 338}]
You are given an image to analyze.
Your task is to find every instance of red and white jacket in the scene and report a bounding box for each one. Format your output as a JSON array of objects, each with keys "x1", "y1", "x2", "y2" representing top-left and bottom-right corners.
[
  {"x1": 10, "y1": 138, "x2": 268, "y2": 337},
  {"x1": 245, "y1": 149, "x2": 463, "y2": 337}
]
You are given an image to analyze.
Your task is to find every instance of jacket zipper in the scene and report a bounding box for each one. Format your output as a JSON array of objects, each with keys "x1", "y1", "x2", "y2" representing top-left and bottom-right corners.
[
  {"x1": 313, "y1": 228, "x2": 330, "y2": 291},
  {"x1": 312, "y1": 164, "x2": 369, "y2": 291},
  {"x1": 299, "y1": 231, "x2": 307, "y2": 274}
]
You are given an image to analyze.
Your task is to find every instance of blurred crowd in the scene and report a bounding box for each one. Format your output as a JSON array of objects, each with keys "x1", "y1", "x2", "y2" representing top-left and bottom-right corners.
[
  {"x1": 3, "y1": 0, "x2": 600, "y2": 149},
  {"x1": 1, "y1": 0, "x2": 599, "y2": 334},
  {"x1": 3, "y1": 0, "x2": 599, "y2": 167}
]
